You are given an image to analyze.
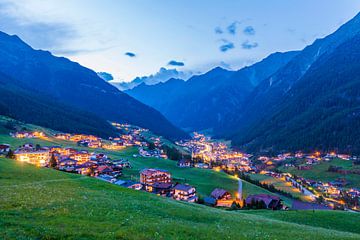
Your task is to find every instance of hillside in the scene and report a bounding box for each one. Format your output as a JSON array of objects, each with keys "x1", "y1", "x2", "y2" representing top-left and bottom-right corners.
[
  {"x1": 126, "y1": 51, "x2": 297, "y2": 131},
  {"x1": 223, "y1": 12, "x2": 360, "y2": 149},
  {"x1": 0, "y1": 72, "x2": 117, "y2": 138},
  {"x1": 0, "y1": 31, "x2": 187, "y2": 140},
  {"x1": 1, "y1": 158, "x2": 359, "y2": 240},
  {"x1": 233, "y1": 32, "x2": 360, "y2": 153}
]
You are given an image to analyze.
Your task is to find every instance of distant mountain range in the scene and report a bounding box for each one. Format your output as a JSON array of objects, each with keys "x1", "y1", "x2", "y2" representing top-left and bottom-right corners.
[
  {"x1": 126, "y1": 51, "x2": 298, "y2": 131},
  {"x1": 112, "y1": 67, "x2": 193, "y2": 91},
  {"x1": 127, "y1": 12, "x2": 360, "y2": 153},
  {"x1": 0, "y1": 31, "x2": 188, "y2": 140}
]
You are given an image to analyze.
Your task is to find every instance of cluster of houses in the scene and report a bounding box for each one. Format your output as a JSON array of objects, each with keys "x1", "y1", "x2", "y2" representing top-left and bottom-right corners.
[
  {"x1": 138, "y1": 147, "x2": 167, "y2": 159},
  {"x1": 176, "y1": 133, "x2": 252, "y2": 172},
  {"x1": 11, "y1": 131, "x2": 45, "y2": 139},
  {"x1": 13, "y1": 144, "x2": 131, "y2": 178},
  {"x1": 259, "y1": 170, "x2": 360, "y2": 210}
]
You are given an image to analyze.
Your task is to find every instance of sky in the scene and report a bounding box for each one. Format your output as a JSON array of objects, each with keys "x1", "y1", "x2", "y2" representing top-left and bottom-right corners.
[{"x1": 1, "y1": 0, "x2": 360, "y2": 82}]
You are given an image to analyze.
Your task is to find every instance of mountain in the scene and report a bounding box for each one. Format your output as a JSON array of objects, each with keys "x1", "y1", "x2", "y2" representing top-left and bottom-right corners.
[
  {"x1": 232, "y1": 33, "x2": 360, "y2": 154},
  {"x1": 0, "y1": 31, "x2": 188, "y2": 140},
  {"x1": 0, "y1": 71, "x2": 117, "y2": 137},
  {"x1": 222, "y1": 13, "x2": 360, "y2": 140},
  {"x1": 112, "y1": 67, "x2": 192, "y2": 91},
  {"x1": 126, "y1": 51, "x2": 298, "y2": 131}
]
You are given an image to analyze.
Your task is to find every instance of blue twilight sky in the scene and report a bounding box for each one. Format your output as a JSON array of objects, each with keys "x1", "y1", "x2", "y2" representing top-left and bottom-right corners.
[{"x1": 1, "y1": 0, "x2": 360, "y2": 82}]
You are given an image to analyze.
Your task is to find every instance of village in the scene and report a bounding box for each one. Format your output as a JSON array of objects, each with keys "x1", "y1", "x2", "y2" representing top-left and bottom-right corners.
[
  {"x1": 1, "y1": 128, "x2": 359, "y2": 211},
  {"x1": 176, "y1": 133, "x2": 360, "y2": 211}
]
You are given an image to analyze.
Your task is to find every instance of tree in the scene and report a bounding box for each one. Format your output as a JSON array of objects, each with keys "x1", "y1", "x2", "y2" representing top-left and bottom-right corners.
[
  {"x1": 6, "y1": 149, "x2": 15, "y2": 159},
  {"x1": 49, "y1": 153, "x2": 57, "y2": 168}
]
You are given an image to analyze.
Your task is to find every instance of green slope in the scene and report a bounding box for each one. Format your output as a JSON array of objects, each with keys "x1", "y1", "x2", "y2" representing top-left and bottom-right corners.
[{"x1": 1, "y1": 158, "x2": 359, "y2": 240}]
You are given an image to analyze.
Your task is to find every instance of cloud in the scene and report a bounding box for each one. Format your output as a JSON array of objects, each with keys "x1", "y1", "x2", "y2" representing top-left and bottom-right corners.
[
  {"x1": 53, "y1": 46, "x2": 114, "y2": 56},
  {"x1": 0, "y1": 1, "x2": 77, "y2": 50},
  {"x1": 125, "y1": 52, "x2": 136, "y2": 57},
  {"x1": 214, "y1": 27, "x2": 223, "y2": 34},
  {"x1": 243, "y1": 26, "x2": 256, "y2": 35},
  {"x1": 227, "y1": 21, "x2": 238, "y2": 35},
  {"x1": 219, "y1": 39, "x2": 235, "y2": 52},
  {"x1": 241, "y1": 40, "x2": 258, "y2": 49},
  {"x1": 97, "y1": 72, "x2": 114, "y2": 81},
  {"x1": 167, "y1": 60, "x2": 185, "y2": 67}
]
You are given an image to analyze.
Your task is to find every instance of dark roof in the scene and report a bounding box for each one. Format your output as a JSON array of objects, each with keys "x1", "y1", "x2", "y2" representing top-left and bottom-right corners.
[
  {"x1": 152, "y1": 182, "x2": 172, "y2": 189},
  {"x1": 174, "y1": 184, "x2": 193, "y2": 192},
  {"x1": 211, "y1": 188, "x2": 229, "y2": 199},
  {"x1": 204, "y1": 197, "x2": 216, "y2": 205}
]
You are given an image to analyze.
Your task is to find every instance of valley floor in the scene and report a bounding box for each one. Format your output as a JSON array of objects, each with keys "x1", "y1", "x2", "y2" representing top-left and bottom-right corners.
[{"x1": 1, "y1": 158, "x2": 360, "y2": 240}]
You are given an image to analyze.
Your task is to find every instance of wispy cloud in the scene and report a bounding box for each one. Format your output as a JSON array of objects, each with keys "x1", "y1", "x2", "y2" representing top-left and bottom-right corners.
[
  {"x1": 227, "y1": 21, "x2": 239, "y2": 35},
  {"x1": 168, "y1": 60, "x2": 185, "y2": 66},
  {"x1": 53, "y1": 46, "x2": 114, "y2": 56},
  {"x1": 0, "y1": 1, "x2": 77, "y2": 50},
  {"x1": 219, "y1": 39, "x2": 235, "y2": 52},
  {"x1": 214, "y1": 27, "x2": 223, "y2": 34},
  {"x1": 243, "y1": 26, "x2": 256, "y2": 35},
  {"x1": 241, "y1": 40, "x2": 258, "y2": 49},
  {"x1": 125, "y1": 52, "x2": 136, "y2": 57}
]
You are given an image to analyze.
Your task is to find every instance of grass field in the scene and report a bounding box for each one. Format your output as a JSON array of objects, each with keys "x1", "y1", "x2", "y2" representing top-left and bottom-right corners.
[
  {"x1": 1, "y1": 158, "x2": 360, "y2": 240},
  {"x1": 280, "y1": 158, "x2": 360, "y2": 188},
  {"x1": 247, "y1": 174, "x2": 311, "y2": 201}
]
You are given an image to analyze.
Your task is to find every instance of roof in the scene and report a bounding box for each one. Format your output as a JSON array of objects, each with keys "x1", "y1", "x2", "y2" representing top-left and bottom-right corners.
[
  {"x1": 59, "y1": 158, "x2": 78, "y2": 164},
  {"x1": 140, "y1": 168, "x2": 169, "y2": 176},
  {"x1": 211, "y1": 188, "x2": 229, "y2": 199},
  {"x1": 96, "y1": 165, "x2": 113, "y2": 172},
  {"x1": 152, "y1": 182, "x2": 172, "y2": 189},
  {"x1": 174, "y1": 184, "x2": 193, "y2": 192},
  {"x1": 0, "y1": 144, "x2": 9, "y2": 149},
  {"x1": 204, "y1": 197, "x2": 216, "y2": 205}
]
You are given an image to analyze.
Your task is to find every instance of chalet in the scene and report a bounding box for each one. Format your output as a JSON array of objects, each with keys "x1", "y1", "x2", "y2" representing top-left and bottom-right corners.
[
  {"x1": 173, "y1": 184, "x2": 197, "y2": 202},
  {"x1": 95, "y1": 165, "x2": 114, "y2": 176},
  {"x1": 113, "y1": 160, "x2": 131, "y2": 168},
  {"x1": 75, "y1": 161, "x2": 96, "y2": 175},
  {"x1": 0, "y1": 144, "x2": 10, "y2": 154},
  {"x1": 245, "y1": 194, "x2": 282, "y2": 210},
  {"x1": 210, "y1": 188, "x2": 233, "y2": 207},
  {"x1": 58, "y1": 158, "x2": 78, "y2": 171},
  {"x1": 14, "y1": 149, "x2": 50, "y2": 167},
  {"x1": 211, "y1": 188, "x2": 232, "y2": 200},
  {"x1": 194, "y1": 163, "x2": 210, "y2": 169},
  {"x1": 177, "y1": 159, "x2": 192, "y2": 168},
  {"x1": 54, "y1": 133, "x2": 70, "y2": 140},
  {"x1": 140, "y1": 168, "x2": 172, "y2": 192},
  {"x1": 69, "y1": 151, "x2": 90, "y2": 164},
  {"x1": 96, "y1": 174, "x2": 117, "y2": 183},
  {"x1": 152, "y1": 182, "x2": 173, "y2": 196}
]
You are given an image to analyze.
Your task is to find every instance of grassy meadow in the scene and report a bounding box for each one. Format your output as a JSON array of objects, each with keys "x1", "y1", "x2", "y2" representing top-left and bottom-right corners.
[{"x1": 1, "y1": 158, "x2": 360, "y2": 240}]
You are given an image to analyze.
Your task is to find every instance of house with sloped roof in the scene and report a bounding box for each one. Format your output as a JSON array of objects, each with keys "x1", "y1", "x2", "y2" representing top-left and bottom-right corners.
[{"x1": 173, "y1": 184, "x2": 197, "y2": 202}]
